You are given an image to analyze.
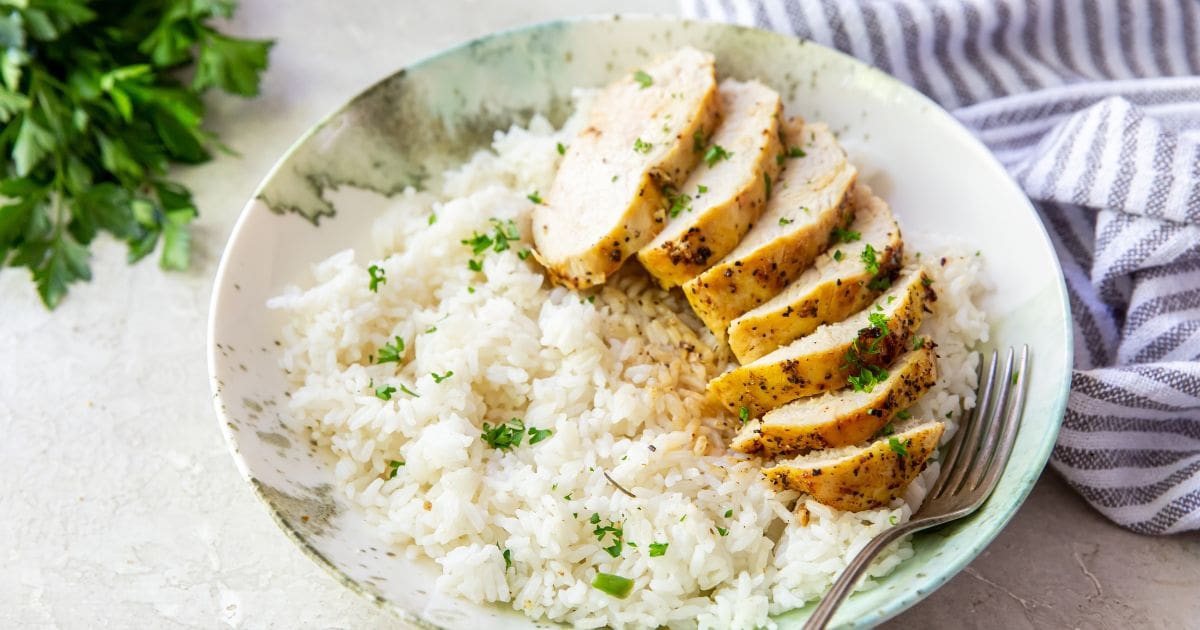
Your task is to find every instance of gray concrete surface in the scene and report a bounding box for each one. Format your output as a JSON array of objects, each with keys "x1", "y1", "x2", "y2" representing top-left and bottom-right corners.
[{"x1": 2, "y1": 1, "x2": 1197, "y2": 627}]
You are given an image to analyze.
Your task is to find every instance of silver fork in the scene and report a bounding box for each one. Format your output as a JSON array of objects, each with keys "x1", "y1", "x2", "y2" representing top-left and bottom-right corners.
[{"x1": 802, "y1": 345, "x2": 1031, "y2": 630}]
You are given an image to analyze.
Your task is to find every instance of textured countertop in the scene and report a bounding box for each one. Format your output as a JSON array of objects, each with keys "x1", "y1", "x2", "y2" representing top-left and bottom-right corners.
[{"x1": 3, "y1": 1, "x2": 1198, "y2": 628}]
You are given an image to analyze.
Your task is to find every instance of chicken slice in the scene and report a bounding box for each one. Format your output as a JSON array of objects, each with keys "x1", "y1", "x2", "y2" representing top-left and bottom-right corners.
[
  {"x1": 532, "y1": 48, "x2": 721, "y2": 289},
  {"x1": 728, "y1": 184, "x2": 903, "y2": 363},
  {"x1": 731, "y1": 343, "x2": 937, "y2": 456},
  {"x1": 682, "y1": 121, "x2": 856, "y2": 338},
  {"x1": 636, "y1": 79, "x2": 784, "y2": 288},
  {"x1": 708, "y1": 267, "x2": 932, "y2": 417},
  {"x1": 763, "y1": 419, "x2": 945, "y2": 511}
]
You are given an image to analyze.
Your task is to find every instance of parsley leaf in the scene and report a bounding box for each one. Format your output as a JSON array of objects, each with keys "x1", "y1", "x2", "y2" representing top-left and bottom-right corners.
[
  {"x1": 787, "y1": 146, "x2": 807, "y2": 158},
  {"x1": 376, "y1": 336, "x2": 406, "y2": 364},
  {"x1": 861, "y1": 244, "x2": 880, "y2": 275},
  {"x1": 738, "y1": 406, "x2": 750, "y2": 423},
  {"x1": 527, "y1": 190, "x2": 542, "y2": 204},
  {"x1": 633, "y1": 137, "x2": 653, "y2": 154},
  {"x1": 0, "y1": 1, "x2": 273, "y2": 308},
  {"x1": 703, "y1": 144, "x2": 732, "y2": 167},
  {"x1": 374, "y1": 384, "x2": 397, "y2": 400},
  {"x1": 367, "y1": 264, "x2": 386, "y2": 292},
  {"x1": 666, "y1": 189, "x2": 692, "y2": 218},
  {"x1": 778, "y1": 217, "x2": 793, "y2": 226},
  {"x1": 633, "y1": 69, "x2": 653, "y2": 88},
  {"x1": 888, "y1": 436, "x2": 909, "y2": 456},
  {"x1": 387, "y1": 459, "x2": 404, "y2": 479},
  {"x1": 431, "y1": 371, "x2": 453, "y2": 384},
  {"x1": 481, "y1": 418, "x2": 552, "y2": 450},
  {"x1": 833, "y1": 250, "x2": 844, "y2": 262},
  {"x1": 832, "y1": 226, "x2": 861, "y2": 243},
  {"x1": 556, "y1": 142, "x2": 566, "y2": 155},
  {"x1": 527, "y1": 426, "x2": 554, "y2": 444},
  {"x1": 648, "y1": 542, "x2": 668, "y2": 557}
]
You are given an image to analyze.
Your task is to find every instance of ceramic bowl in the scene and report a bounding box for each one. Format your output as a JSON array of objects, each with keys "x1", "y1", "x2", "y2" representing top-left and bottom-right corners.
[{"x1": 208, "y1": 15, "x2": 1072, "y2": 628}]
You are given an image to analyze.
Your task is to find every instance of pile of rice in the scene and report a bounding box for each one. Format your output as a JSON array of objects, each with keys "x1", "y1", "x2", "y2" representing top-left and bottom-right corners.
[{"x1": 269, "y1": 97, "x2": 988, "y2": 629}]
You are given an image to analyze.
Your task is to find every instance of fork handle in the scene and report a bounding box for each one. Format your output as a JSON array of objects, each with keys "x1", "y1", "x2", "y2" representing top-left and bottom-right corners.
[{"x1": 802, "y1": 521, "x2": 927, "y2": 630}]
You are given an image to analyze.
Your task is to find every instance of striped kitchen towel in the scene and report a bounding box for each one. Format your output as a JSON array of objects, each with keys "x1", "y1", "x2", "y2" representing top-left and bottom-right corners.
[{"x1": 683, "y1": 0, "x2": 1200, "y2": 534}]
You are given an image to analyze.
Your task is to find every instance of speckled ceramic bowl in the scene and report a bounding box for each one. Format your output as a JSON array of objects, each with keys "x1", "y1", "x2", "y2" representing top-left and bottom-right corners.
[{"x1": 208, "y1": 15, "x2": 1072, "y2": 629}]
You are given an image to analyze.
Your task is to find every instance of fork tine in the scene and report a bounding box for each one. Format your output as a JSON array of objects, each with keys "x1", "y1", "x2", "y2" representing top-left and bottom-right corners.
[
  {"x1": 973, "y1": 346, "x2": 1030, "y2": 501},
  {"x1": 926, "y1": 354, "x2": 984, "y2": 499},
  {"x1": 964, "y1": 347, "x2": 1015, "y2": 492},
  {"x1": 929, "y1": 350, "x2": 998, "y2": 500}
]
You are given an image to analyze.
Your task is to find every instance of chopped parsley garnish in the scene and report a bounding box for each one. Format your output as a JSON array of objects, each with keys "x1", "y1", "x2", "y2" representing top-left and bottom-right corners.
[
  {"x1": 431, "y1": 371, "x2": 454, "y2": 384},
  {"x1": 374, "y1": 384, "x2": 397, "y2": 400},
  {"x1": 648, "y1": 542, "x2": 669, "y2": 557},
  {"x1": 501, "y1": 547, "x2": 513, "y2": 570},
  {"x1": 888, "y1": 295, "x2": 896, "y2": 303},
  {"x1": 787, "y1": 146, "x2": 807, "y2": 158},
  {"x1": 832, "y1": 226, "x2": 861, "y2": 243},
  {"x1": 518, "y1": 248, "x2": 532, "y2": 261},
  {"x1": 697, "y1": 184, "x2": 709, "y2": 195},
  {"x1": 527, "y1": 191, "x2": 543, "y2": 204},
  {"x1": 428, "y1": 212, "x2": 437, "y2": 225},
  {"x1": 528, "y1": 426, "x2": 554, "y2": 444},
  {"x1": 1012, "y1": 370, "x2": 1019, "y2": 385},
  {"x1": 376, "y1": 336, "x2": 406, "y2": 364},
  {"x1": 848, "y1": 364, "x2": 888, "y2": 393},
  {"x1": 867, "y1": 275, "x2": 893, "y2": 291},
  {"x1": 868, "y1": 312, "x2": 891, "y2": 337},
  {"x1": 480, "y1": 418, "x2": 552, "y2": 450},
  {"x1": 779, "y1": 217, "x2": 793, "y2": 226},
  {"x1": 880, "y1": 422, "x2": 895, "y2": 436},
  {"x1": 889, "y1": 515, "x2": 899, "y2": 525},
  {"x1": 611, "y1": 174, "x2": 619, "y2": 182},
  {"x1": 556, "y1": 142, "x2": 566, "y2": 155},
  {"x1": 703, "y1": 144, "x2": 732, "y2": 167},
  {"x1": 462, "y1": 218, "x2": 521, "y2": 256},
  {"x1": 633, "y1": 69, "x2": 653, "y2": 88},
  {"x1": 861, "y1": 244, "x2": 880, "y2": 275},
  {"x1": 724, "y1": 509, "x2": 733, "y2": 518},
  {"x1": 592, "y1": 572, "x2": 634, "y2": 599},
  {"x1": 467, "y1": 286, "x2": 476, "y2": 294},
  {"x1": 896, "y1": 410, "x2": 911, "y2": 420},
  {"x1": 387, "y1": 459, "x2": 404, "y2": 479},
  {"x1": 633, "y1": 137, "x2": 653, "y2": 154},
  {"x1": 467, "y1": 258, "x2": 483, "y2": 272},
  {"x1": 398, "y1": 384, "x2": 419, "y2": 398},
  {"x1": 764, "y1": 172, "x2": 772, "y2": 199},
  {"x1": 912, "y1": 336, "x2": 924, "y2": 350},
  {"x1": 716, "y1": 527, "x2": 729, "y2": 537},
  {"x1": 591, "y1": 514, "x2": 625, "y2": 557},
  {"x1": 888, "y1": 436, "x2": 909, "y2": 456},
  {"x1": 425, "y1": 325, "x2": 437, "y2": 334},
  {"x1": 367, "y1": 265, "x2": 387, "y2": 292},
  {"x1": 833, "y1": 250, "x2": 844, "y2": 262},
  {"x1": 693, "y1": 129, "x2": 707, "y2": 152},
  {"x1": 587, "y1": 295, "x2": 596, "y2": 304},
  {"x1": 776, "y1": 152, "x2": 786, "y2": 167},
  {"x1": 667, "y1": 189, "x2": 693, "y2": 218},
  {"x1": 922, "y1": 276, "x2": 933, "y2": 287},
  {"x1": 738, "y1": 406, "x2": 750, "y2": 423}
]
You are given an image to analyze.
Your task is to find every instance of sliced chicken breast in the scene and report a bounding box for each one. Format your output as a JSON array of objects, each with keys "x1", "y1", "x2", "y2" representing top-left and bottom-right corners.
[
  {"x1": 637, "y1": 79, "x2": 784, "y2": 288},
  {"x1": 708, "y1": 267, "x2": 932, "y2": 417},
  {"x1": 728, "y1": 184, "x2": 903, "y2": 363},
  {"x1": 731, "y1": 343, "x2": 937, "y2": 456},
  {"x1": 763, "y1": 419, "x2": 945, "y2": 511},
  {"x1": 533, "y1": 47, "x2": 721, "y2": 289},
  {"x1": 682, "y1": 121, "x2": 856, "y2": 338}
]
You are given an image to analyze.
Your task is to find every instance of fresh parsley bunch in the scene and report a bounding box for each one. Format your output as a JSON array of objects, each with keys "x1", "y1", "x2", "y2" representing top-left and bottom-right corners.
[{"x1": 0, "y1": 0, "x2": 272, "y2": 308}]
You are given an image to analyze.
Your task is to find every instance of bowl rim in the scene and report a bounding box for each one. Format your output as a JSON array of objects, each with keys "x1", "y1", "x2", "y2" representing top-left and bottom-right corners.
[{"x1": 207, "y1": 13, "x2": 1073, "y2": 629}]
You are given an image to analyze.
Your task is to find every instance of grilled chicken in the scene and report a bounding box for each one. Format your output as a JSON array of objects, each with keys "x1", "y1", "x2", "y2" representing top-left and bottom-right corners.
[
  {"x1": 532, "y1": 47, "x2": 721, "y2": 289},
  {"x1": 708, "y1": 267, "x2": 932, "y2": 417},
  {"x1": 682, "y1": 121, "x2": 856, "y2": 338},
  {"x1": 763, "y1": 419, "x2": 945, "y2": 511},
  {"x1": 731, "y1": 343, "x2": 937, "y2": 457},
  {"x1": 728, "y1": 184, "x2": 903, "y2": 363},
  {"x1": 637, "y1": 80, "x2": 783, "y2": 288}
]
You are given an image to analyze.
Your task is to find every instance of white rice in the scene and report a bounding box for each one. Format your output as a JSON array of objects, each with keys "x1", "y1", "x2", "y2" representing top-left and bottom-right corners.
[{"x1": 268, "y1": 98, "x2": 989, "y2": 629}]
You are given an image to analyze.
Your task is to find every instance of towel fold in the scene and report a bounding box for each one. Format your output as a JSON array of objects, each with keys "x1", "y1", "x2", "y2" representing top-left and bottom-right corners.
[{"x1": 684, "y1": 0, "x2": 1200, "y2": 534}]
